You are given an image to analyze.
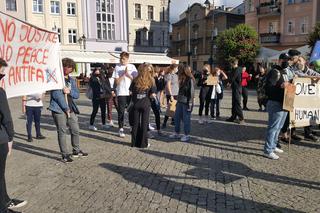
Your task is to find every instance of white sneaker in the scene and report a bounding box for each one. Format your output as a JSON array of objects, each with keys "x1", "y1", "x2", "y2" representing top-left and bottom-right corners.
[
  {"x1": 181, "y1": 135, "x2": 190, "y2": 142},
  {"x1": 89, "y1": 125, "x2": 97, "y2": 131},
  {"x1": 274, "y1": 147, "x2": 284, "y2": 153},
  {"x1": 198, "y1": 117, "x2": 204, "y2": 124},
  {"x1": 102, "y1": 124, "x2": 110, "y2": 130},
  {"x1": 265, "y1": 152, "x2": 279, "y2": 160},
  {"x1": 108, "y1": 120, "x2": 114, "y2": 127},
  {"x1": 149, "y1": 124, "x2": 155, "y2": 131},
  {"x1": 119, "y1": 128, "x2": 125, "y2": 138},
  {"x1": 169, "y1": 133, "x2": 181, "y2": 139}
]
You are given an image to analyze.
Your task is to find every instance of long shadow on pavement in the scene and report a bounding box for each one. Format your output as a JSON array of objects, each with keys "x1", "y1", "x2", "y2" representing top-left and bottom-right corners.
[
  {"x1": 140, "y1": 150, "x2": 320, "y2": 190},
  {"x1": 100, "y1": 163, "x2": 304, "y2": 213}
]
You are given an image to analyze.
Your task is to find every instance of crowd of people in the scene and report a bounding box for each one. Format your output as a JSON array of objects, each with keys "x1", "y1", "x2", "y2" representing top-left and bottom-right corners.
[{"x1": 0, "y1": 49, "x2": 320, "y2": 212}]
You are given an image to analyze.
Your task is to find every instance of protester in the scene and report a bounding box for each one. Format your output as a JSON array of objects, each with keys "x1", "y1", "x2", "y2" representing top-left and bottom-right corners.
[
  {"x1": 105, "y1": 66, "x2": 118, "y2": 127},
  {"x1": 149, "y1": 67, "x2": 162, "y2": 136},
  {"x1": 226, "y1": 59, "x2": 245, "y2": 124},
  {"x1": 113, "y1": 52, "x2": 138, "y2": 137},
  {"x1": 241, "y1": 67, "x2": 252, "y2": 110},
  {"x1": 209, "y1": 66, "x2": 228, "y2": 121},
  {"x1": 49, "y1": 58, "x2": 88, "y2": 163},
  {"x1": 162, "y1": 64, "x2": 179, "y2": 128},
  {"x1": 169, "y1": 64, "x2": 195, "y2": 142},
  {"x1": 22, "y1": 93, "x2": 46, "y2": 142},
  {"x1": 130, "y1": 63, "x2": 157, "y2": 148},
  {"x1": 0, "y1": 58, "x2": 27, "y2": 213},
  {"x1": 197, "y1": 64, "x2": 212, "y2": 124},
  {"x1": 264, "y1": 53, "x2": 290, "y2": 160},
  {"x1": 154, "y1": 66, "x2": 166, "y2": 110},
  {"x1": 256, "y1": 65, "x2": 267, "y2": 111},
  {"x1": 89, "y1": 68, "x2": 111, "y2": 131}
]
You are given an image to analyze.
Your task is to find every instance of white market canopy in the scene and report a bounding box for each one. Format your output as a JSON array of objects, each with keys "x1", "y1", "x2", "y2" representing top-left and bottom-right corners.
[
  {"x1": 268, "y1": 45, "x2": 311, "y2": 62},
  {"x1": 256, "y1": 47, "x2": 280, "y2": 62},
  {"x1": 60, "y1": 50, "x2": 179, "y2": 65}
]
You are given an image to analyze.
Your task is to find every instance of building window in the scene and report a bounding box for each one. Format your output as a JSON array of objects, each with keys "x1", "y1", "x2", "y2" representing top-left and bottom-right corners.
[
  {"x1": 300, "y1": 17, "x2": 308, "y2": 34},
  {"x1": 6, "y1": 0, "x2": 17, "y2": 11},
  {"x1": 68, "y1": 29, "x2": 77, "y2": 44},
  {"x1": 287, "y1": 20, "x2": 295, "y2": 34},
  {"x1": 193, "y1": 46, "x2": 197, "y2": 55},
  {"x1": 135, "y1": 4, "x2": 141, "y2": 19},
  {"x1": 246, "y1": 0, "x2": 254, "y2": 12},
  {"x1": 136, "y1": 31, "x2": 141, "y2": 46},
  {"x1": 194, "y1": 30, "x2": 198, "y2": 39},
  {"x1": 96, "y1": 0, "x2": 115, "y2": 40},
  {"x1": 288, "y1": 0, "x2": 295, "y2": 4},
  {"x1": 162, "y1": 31, "x2": 165, "y2": 46},
  {"x1": 33, "y1": 0, "x2": 43, "y2": 13},
  {"x1": 194, "y1": 14, "x2": 198, "y2": 20},
  {"x1": 50, "y1": 1, "x2": 60, "y2": 14},
  {"x1": 148, "y1": 6, "x2": 154, "y2": 20},
  {"x1": 67, "y1": 2, "x2": 76, "y2": 15},
  {"x1": 177, "y1": 48, "x2": 181, "y2": 56},
  {"x1": 148, "y1": 31, "x2": 153, "y2": 46},
  {"x1": 269, "y1": 23, "x2": 274, "y2": 33},
  {"x1": 177, "y1": 32, "x2": 181, "y2": 41},
  {"x1": 52, "y1": 27, "x2": 62, "y2": 42}
]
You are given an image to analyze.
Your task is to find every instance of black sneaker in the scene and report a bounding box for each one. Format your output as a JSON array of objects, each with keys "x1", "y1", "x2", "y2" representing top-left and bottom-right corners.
[
  {"x1": 226, "y1": 117, "x2": 235, "y2": 122},
  {"x1": 72, "y1": 150, "x2": 88, "y2": 158},
  {"x1": 7, "y1": 199, "x2": 27, "y2": 209},
  {"x1": 161, "y1": 123, "x2": 167, "y2": 129},
  {"x1": 36, "y1": 135, "x2": 46, "y2": 140},
  {"x1": 62, "y1": 155, "x2": 73, "y2": 163},
  {"x1": 27, "y1": 137, "x2": 33, "y2": 142},
  {"x1": 276, "y1": 143, "x2": 282, "y2": 149},
  {"x1": 305, "y1": 134, "x2": 319, "y2": 142}
]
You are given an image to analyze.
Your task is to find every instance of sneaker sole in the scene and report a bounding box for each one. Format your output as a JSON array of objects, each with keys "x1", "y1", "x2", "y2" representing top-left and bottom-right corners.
[{"x1": 8, "y1": 200, "x2": 28, "y2": 209}]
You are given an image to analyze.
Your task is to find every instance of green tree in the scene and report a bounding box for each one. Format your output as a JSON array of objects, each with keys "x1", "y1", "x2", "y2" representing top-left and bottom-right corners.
[
  {"x1": 308, "y1": 22, "x2": 320, "y2": 49},
  {"x1": 216, "y1": 24, "x2": 260, "y2": 69}
]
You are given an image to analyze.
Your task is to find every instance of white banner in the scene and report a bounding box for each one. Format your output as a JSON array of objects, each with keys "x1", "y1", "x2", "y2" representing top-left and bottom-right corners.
[{"x1": 0, "y1": 12, "x2": 64, "y2": 98}]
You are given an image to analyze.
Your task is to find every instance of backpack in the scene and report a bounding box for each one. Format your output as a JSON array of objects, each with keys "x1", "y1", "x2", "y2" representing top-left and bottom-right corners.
[{"x1": 85, "y1": 86, "x2": 93, "y2": 100}]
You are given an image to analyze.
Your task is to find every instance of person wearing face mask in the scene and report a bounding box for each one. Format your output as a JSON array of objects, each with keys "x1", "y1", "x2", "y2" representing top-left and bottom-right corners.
[
  {"x1": 49, "y1": 58, "x2": 88, "y2": 163},
  {"x1": 0, "y1": 58, "x2": 28, "y2": 213},
  {"x1": 89, "y1": 68, "x2": 111, "y2": 131},
  {"x1": 264, "y1": 53, "x2": 291, "y2": 160},
  {"x1": 197, "y1": 64, "x2": 212, "y2": 124}
]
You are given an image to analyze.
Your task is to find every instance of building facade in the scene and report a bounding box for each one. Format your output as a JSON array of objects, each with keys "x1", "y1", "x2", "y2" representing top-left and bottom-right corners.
[
  {"x1": 82, "y1": 0, "x2": 128, "y2": 52},
  {"x1": 245, "y1": 0, "x2": 320, "y2": 50},
  {"x1": 170, "y1": 2, "x2": 245, "y2": 71},
  {"x1": 23, "y1": 0, "x2": 84, "y2": 51},
  {"x1": 127, "y1": 0, "x2": 170, "y2": 53},
  {"x1": 0, "y1": 0, "x2": 26, "y2": 20}
]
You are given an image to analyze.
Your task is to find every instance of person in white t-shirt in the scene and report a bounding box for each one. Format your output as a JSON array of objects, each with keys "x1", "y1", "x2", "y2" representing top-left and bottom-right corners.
[
  {"x1": 112, "y1": 52, "x2": 138, "y2": 137},
  {"x1": 22, "y1": 93, "x2": 46, "y2": 142}
]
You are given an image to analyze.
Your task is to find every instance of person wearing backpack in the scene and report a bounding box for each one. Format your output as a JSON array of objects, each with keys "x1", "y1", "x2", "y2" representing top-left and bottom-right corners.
[{"x1": 264, "y1": 53, "x2": 291, "y2": 160}]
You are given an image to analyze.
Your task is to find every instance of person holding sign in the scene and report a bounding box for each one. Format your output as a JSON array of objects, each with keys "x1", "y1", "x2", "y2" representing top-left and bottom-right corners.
[
  {"x1": 0, "y1": 58, "x2": 27, "y2": 213},
  {"x1": 197, "y1": 64, "x2": 212, "y2": 124},
  {"x1": 113, "y1": 52, "x2": 138, "y2": 138},
  {"x1": 264, "y1": 53, "x2": 290, "y2": 160},
  {"x1": 49, "y1": 58, "x2": 88, "y2": 163}
]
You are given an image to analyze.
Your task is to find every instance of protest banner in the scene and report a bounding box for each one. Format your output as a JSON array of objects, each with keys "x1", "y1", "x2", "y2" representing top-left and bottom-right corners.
[
  {"x1": 206, "y1": 75, "x2": 218, "y2": 85},
  {"x1": 283, "y1": 77, "x2": 320, "y2": 128},
  {"x1": 0, "y1": 11, "x2": 64, "y2": 98}
]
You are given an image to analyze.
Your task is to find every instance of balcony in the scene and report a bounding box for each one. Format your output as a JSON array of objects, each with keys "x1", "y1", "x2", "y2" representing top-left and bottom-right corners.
[
  {"x1": 256, "y1": 1, "x2": 281, "y2": 18},
  {"x1": 260, "y1": 33, "x2": 281, "y2": 44}
]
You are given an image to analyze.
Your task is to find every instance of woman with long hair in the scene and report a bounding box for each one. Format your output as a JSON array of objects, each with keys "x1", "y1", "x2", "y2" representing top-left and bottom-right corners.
[
  {"x1": 169, "y1": 64, "x2": 195, "y2": 142},
  {"x1": 197, "y1": 64, "x2": 212, "y2": 124},
  {"x1": 162, "y1": 64, "x2": 179, "y2": 128},
  {"x1": 130, "y1": 63, "x2": 157, "y2": 148}
]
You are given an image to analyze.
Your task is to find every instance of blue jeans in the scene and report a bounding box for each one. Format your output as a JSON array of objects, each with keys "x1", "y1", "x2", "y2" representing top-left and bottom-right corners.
[
  {"x1": 264, "y1": 101, "x2": 288, "y2": 154},
  {"x1": 174, "y1": 103, "x2": 191, "y2": 135},
  {"x1": 26, "y1": 106, "x2": 42, "y2": 138}
]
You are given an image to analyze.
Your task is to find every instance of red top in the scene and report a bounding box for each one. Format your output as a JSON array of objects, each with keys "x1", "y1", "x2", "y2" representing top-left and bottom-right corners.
[{"x1": 241, "y1": 71, "x2": 251, "y2": 87}]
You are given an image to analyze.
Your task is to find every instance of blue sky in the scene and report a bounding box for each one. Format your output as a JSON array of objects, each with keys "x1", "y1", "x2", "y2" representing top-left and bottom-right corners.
[{"x1": 170, "y1": 0, "x2": 243, "y2": 23}]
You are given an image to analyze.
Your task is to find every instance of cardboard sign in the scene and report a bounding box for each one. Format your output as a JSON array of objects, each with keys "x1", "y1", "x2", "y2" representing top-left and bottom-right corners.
[
  {"x1": 206, "y1": 75, "x2": 218, "y2": 85},
  {"x1": 283, "y1": 77, "x2": 320, "y2": 127},
  {"x1": 0, "y1": 12, "x2": 64, "y2": 98},
  {"x1": 165, "y1": 99, "x2": 177, "y2": 117}
]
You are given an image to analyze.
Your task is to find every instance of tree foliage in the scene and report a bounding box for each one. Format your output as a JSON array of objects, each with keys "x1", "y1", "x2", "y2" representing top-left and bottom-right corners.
[
  {"x1": 308, "y1": 22, "x2": 320, "y2": 49},
  {"x1": 216, "y1": 24, "x2": 260, "y2": 69}
]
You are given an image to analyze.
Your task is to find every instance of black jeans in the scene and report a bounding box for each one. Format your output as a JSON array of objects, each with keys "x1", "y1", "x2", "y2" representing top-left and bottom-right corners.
[
  {"x1": 210, "y1": 98, "x2": 220, "y2": 118},
  {"x1": 90, "y1": 98, "x2": 106, "y2": 125},
  {"x1": 117, "y1": 96, "x2": 130, "y2": 129},
  {"x1": 242, "y1": 86, "x2": 249, "y2": 108},
  {"x1": 231, "y1": 88, "x2": 244, "y2": 120},
  {"x1": 198, "y1": 87, "x2": 211, "y2": 116},
  {"x1": 26, "y1": 106, "x2": 42, "y2": 138},
  {"x1": 151, "y1": 99, "x2": 161, "y2": 130},
  {"x1": 131, "y1": 98, "x2": 150, "y2": 148},
  {"x1": 0, "y1": 143, "x2": 10, "y2": 212}
]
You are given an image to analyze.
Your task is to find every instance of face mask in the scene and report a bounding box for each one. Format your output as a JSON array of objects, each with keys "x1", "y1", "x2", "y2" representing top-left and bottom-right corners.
[
  {"x1": 281, "y1": 62, "x2": 289, "y2": 69},
  {"x1": 297, "y1": 64, "x2": 304, "y2": 71}
]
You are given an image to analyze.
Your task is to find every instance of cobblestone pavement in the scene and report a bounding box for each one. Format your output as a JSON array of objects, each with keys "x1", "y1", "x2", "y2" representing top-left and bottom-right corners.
[{"x1": 5, "y1": 90, "x2": 320, "y2": 213}]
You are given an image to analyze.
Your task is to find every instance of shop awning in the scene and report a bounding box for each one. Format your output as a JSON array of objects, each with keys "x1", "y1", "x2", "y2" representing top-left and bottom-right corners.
[
  {"x1": 60, "y1": 50, "x2": 118, "y2": 63},
  {"x1": 109, "y1": 52, "x2": 179, "y2": 65}
]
